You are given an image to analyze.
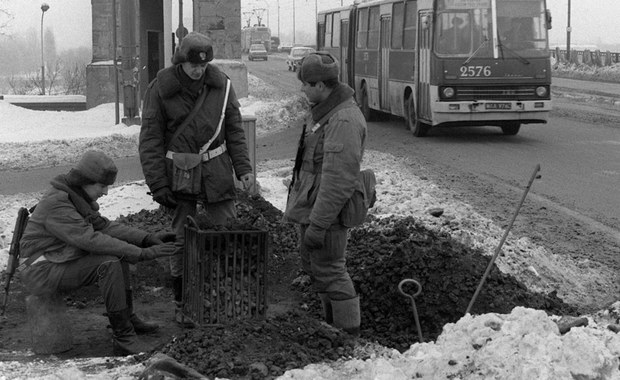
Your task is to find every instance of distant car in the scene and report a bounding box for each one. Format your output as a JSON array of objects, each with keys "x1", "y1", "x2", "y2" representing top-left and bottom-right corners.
[
  {"x1": 286, "y1": 47, "x2": 316, "y2": 71},
  {"x1": 248, "y1": 44, "x2": 268, "y2": 61}
]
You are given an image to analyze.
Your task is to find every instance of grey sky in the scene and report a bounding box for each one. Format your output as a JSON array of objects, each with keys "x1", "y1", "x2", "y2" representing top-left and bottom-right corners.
[{"x1": 3, "y1": 0, "x2": 619, "y2": 52}]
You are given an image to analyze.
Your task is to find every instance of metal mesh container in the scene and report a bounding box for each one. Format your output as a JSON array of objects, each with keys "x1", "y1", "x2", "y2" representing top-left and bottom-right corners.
[{"x1": 182, "y1": 223, "x2": 268, "y2": 325}]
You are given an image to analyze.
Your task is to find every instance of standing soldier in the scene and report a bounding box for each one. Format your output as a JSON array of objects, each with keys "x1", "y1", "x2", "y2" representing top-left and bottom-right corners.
[
  {"x1": 139, "y1": 32, "x2": 254, "y2": 326},
  {"x1": 284, "y1": 52, "x2": 367, "y2": 335}
]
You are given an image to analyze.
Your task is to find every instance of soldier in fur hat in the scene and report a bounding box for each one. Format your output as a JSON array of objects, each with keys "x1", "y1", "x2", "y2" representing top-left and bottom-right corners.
[
  {"x1": 19, "y1": 150, "x2": 177, "y2": 355},
  {"x1": 284, "y1": 52, "x2": 368, "y2": 336},
  {"x1": 139, "y1": 32, "x2": 254, "y2": 326}
]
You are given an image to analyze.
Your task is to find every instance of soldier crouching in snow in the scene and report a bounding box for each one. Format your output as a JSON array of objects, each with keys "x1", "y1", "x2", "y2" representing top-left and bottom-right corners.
[{"x1": 19, "y1": 150, "x2": 177, "y2": 355}]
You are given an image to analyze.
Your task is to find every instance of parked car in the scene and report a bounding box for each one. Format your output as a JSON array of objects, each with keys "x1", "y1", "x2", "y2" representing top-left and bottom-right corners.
[
  {"x1": 248, "y1": 44, "x2": 268, "y2": 61},
  {"x1": 286, "y1": 47, "x2": 316, "y2": 71}
]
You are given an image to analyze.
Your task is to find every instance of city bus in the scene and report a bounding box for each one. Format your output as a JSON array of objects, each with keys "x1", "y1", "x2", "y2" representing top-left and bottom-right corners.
[
  {"x1": 317, "y1": 0, "x2": 553, "y2": 136},
  {"x1": 242, "y1": 26, "x2": 271, "y2": 53}
]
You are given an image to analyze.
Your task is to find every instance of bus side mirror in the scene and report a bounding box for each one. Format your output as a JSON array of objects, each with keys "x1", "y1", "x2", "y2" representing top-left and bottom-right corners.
[
  {"x1": 421, "y1": 15, "x2": 430, "y2": 30},
  {"x1": 546, "y1": 9, "x2": 552, "y2": 29}
]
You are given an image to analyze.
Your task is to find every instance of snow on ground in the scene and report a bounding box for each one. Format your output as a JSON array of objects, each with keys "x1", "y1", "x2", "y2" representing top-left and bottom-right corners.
[{"x1": 0, "y1": 74, "x2": 619, "y2": 379}]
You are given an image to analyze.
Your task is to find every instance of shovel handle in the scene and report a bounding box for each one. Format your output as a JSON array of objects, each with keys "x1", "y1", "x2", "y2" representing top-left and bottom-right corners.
[{"x1": 465, "y1": 164, "x2": 540, "y2": 315}]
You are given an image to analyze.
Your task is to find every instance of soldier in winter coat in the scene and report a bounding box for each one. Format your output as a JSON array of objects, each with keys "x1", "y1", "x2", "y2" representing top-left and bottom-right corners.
[
  {"x1": 19, "y1": 150, "x2": 177, "y2": 355},
  {"x1": 139, "y1": 32, "x2": 254, "y2": 325},
  {"x1": 284, "y1": 52, "x2": 367, "y2": 335}
]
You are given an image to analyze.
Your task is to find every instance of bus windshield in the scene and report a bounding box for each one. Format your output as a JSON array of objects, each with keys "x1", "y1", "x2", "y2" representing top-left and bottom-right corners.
[{"x1": 434, "y1": 0, "x2": 549, "y2": 58}]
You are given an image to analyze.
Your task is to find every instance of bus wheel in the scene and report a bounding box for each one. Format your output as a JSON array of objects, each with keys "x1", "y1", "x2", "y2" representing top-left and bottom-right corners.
[
  {"x1": 405, "y1": 96, "x2": 429, "y2": 137},
  {"x1": 358, "y1": 84, "x2": 372, "y2": 121},
  {"x1": 501, "y1": 122, "x2": 521, "y2": 135}
]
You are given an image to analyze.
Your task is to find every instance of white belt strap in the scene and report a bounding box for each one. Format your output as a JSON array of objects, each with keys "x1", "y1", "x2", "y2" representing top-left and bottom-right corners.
[
  {"x1": 166, "y1": 145, "x2": 227, "y2": 162},
  {"x1": 166, "y1": 78, "x2": 232, "y2": 163}
]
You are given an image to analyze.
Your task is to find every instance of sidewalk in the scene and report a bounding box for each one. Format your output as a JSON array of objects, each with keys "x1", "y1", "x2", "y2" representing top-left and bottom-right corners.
[{"x1": 552, "y1": 77, "x2": 620, "y2": 98}]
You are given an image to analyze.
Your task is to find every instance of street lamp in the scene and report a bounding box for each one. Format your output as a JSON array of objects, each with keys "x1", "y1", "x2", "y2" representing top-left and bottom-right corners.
[{"x1": 40, "y1": 3, "x2": 49, "y2": 95}]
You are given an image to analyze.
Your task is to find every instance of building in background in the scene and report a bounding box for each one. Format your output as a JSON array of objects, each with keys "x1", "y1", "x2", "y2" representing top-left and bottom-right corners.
[{"x1": 86, "y1": 0, "x2": 247, "y2": 119}]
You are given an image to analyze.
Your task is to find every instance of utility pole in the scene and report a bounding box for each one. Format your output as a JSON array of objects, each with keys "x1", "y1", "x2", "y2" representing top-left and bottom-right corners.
[
  {"x1": 566, "y1": 0, "x2": 571, "y2": 61},
  {"x1": 293, "y1": 0, "x2": 295, "y2": 45}
]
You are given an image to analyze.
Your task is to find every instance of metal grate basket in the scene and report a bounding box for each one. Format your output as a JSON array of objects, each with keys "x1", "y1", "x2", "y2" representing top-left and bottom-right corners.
[{"x1": 182, "y1": 219, "x2": 268, "y2": 325}]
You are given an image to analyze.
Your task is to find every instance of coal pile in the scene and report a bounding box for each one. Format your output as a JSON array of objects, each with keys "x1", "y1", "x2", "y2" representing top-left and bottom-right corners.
[
  {"x1": 161, "y1": 312, "x2": 357, "y2": 379},
  {"x1": 117, "y1": 195, "x2": 579, "y2": 378},
  {"x1": 341, "y1": 216, "x2": 579, "y2": 351}
]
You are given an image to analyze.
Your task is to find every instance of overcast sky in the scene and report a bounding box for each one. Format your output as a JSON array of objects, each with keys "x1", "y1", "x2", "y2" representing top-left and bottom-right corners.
[{"x1": 2, "y1": 0, "x2": 619, "y2": 52}]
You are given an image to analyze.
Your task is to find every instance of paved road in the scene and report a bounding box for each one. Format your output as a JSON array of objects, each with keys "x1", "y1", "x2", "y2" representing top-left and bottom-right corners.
[{"x1": 2, "y1": 70, "x2": 619, "y2": 233}]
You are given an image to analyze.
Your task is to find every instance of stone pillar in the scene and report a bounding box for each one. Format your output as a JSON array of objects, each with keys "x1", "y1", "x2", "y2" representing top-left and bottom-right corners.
[
  {"x1": 194, "y1": 0, "x2": 247, "y2": 99},
  {"x1": 87, "y1": 0, "x2": 119, "y2": 109}
]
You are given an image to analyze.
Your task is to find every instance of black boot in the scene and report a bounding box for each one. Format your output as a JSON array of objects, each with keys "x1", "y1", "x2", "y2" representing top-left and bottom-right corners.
[
  {"x1": 108, "y1": 308, "x2": 154, "y2": 355},
  {"x1": 126, "y1": 289, "x2": 159, "y2": 334}
]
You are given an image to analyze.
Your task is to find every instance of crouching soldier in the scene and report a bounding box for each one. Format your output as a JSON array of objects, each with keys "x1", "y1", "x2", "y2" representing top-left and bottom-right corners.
[{"x1": 19, "y1": 150, "x2": 177, "y2": 355}]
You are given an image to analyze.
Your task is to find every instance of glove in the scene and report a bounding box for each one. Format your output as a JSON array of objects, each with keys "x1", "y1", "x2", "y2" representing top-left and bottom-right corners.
[
  {"x1": 152, "y1": 187, "x2": 178, "y2": 209},
  {"x1": 140, "y1": 243, "x2": 178, "y2": 261},
  {"x1": 239, "y1": 173, "x2": 254, "y2": 191},
  {"x1": 303, "y1": 223, "x2": 326, "y2": 250},
  {"x1": 143, "y1": 231, "x2": 176, "y2": 247}
]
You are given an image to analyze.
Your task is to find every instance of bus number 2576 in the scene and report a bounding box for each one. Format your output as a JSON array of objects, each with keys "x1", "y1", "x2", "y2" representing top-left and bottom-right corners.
[{"x1": 460, "y1": 66, "x2": 492, "y2": 77}]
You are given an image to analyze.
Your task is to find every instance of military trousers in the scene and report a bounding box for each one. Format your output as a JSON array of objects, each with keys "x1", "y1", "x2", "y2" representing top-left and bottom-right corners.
[{"x1": 299, "y1": 224, "x2": 357, "y2": 300}]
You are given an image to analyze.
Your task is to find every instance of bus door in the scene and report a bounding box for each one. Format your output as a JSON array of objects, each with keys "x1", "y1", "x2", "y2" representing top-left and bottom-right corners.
[
  {"x1": 417, "y1": 11, "x2": 432, "y2": 121},
  {"x1": 379, "y1": 16, "x2": 391, "y2": 110},
  {"x1": 341, "y1": 20, "x2": 349, "y2": 85}
]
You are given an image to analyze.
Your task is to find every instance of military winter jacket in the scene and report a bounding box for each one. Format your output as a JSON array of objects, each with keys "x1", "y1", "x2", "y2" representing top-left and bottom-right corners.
[
  {"x1": 139, "y1": 64, "x2": 252, "y2": 203},
  {"x1": 284, "y1": 83, "x2": 367, "y2": 228},
  {"x1": 19, "y1": 175, "x2": 148, "y2": 264}
]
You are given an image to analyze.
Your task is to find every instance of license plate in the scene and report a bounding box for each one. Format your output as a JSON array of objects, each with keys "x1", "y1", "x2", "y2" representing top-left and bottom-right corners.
[{"x1": 485, "y1": 103, "x2": 511, "y2": 110}]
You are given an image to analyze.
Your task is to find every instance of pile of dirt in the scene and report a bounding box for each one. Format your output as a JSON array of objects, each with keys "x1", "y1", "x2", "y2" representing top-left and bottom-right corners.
[{"x1": 0, "y1": 193, "x2": 579, "y2": 379}]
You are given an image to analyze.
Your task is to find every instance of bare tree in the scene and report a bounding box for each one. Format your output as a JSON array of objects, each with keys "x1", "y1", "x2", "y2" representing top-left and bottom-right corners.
[
  {"x1": 0, "y1": 0, "x2": 13, "y2": 36},
  {"x1": 62, "y1": 62, "x2": 87, "y2": 95}
]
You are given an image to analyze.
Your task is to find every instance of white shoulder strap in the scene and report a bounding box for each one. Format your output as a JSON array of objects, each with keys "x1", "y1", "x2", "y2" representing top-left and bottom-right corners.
[{"x1": 199, "y1": 78, "x2": 231, "y2": 155}]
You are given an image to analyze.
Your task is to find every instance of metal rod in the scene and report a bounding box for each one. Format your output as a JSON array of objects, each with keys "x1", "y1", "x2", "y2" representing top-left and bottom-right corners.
[{"x1": 465, "y1": 164, "x2": 541, "y2": 315}]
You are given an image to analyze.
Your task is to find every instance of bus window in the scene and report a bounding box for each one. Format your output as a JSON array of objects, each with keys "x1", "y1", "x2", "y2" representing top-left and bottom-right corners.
[
  {"x1": 496, "y1": 1, "x2": 549, "y2": 56},
  {"x1": 318, "y1": 22, "x2": 326, "y2": 49},
  {"x1": 403, "y1": 1, "x2": 417, "y2": 49},
  {"x1": 325, "y1": 14, "x2": 333, "y2": 48},
  {"x1": 391, "y1": 2, "x2": 404, "y2": 49},
  {"x1": 357, "y1": 8, "x2": 369, "y2": 48},
  {"x1": 333, "y1": 12, "x2": 341, "y2": 48},
  {"x1": 436, "y1": 12, "x2": 472, "y2": 54},
  {"x1": 368, "y1": 6, "x2": 380, "y2": 49},
  {"x1": 342, "y1": 20, "x2": 349, "y2": 48}
]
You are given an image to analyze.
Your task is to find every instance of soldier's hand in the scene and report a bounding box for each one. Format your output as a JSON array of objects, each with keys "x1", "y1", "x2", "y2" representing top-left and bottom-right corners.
[
  {"x1": 152, "y1": 187, "x2": 178, "y2": 209},
  {"x1": 140, "y1": 243, "x2": 177, "y2": 261},
  {"x1": 239, "y1": 173, "x2": 254, "y2": 191},
  {"x1": 143, "y1": 231, "x2": 176, "y2": 247},
  {"x1": 303, "y1": 223, "x2": 326, "y2": 250}
]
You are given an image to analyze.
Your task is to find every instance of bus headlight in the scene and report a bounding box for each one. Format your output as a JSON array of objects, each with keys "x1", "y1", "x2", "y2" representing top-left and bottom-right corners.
[
  {"x1": 442, "y1": 87, "x2": 455, "y2": 98},
  {"x1": 535, "y1": 86, "x2": 548, "y2": 97}
]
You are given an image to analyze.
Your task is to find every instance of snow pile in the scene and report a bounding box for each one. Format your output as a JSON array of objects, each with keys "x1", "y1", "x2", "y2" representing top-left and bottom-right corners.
[{"x1": 280, "y1": 306, "x2": 620, "y2": 380}]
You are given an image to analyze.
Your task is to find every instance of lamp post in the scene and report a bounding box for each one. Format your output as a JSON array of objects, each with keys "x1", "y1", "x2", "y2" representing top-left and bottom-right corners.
[
  {"x1": 40, "y1": 3, "x2": 49, "y2": 95},
  {"x1": 566, "y1": 0, "x2": 571, "y2": 61}
]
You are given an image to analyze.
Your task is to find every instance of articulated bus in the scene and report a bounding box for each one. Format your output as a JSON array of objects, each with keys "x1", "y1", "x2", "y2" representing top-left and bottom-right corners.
[{"x1": 317, "y1": 0, "x2": 552, "y2": 136}]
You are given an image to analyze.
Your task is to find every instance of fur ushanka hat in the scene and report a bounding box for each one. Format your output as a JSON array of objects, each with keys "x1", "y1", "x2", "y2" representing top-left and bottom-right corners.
[
  {"x1": 67, "y1": 150, "x2": 118, "y2": 186},
  {"x1": 297, "y1": 52, "x2": 339, "y2": 83},
  {"x1": 172, "y1": 32, "x2": 214, "y2": 65}
]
